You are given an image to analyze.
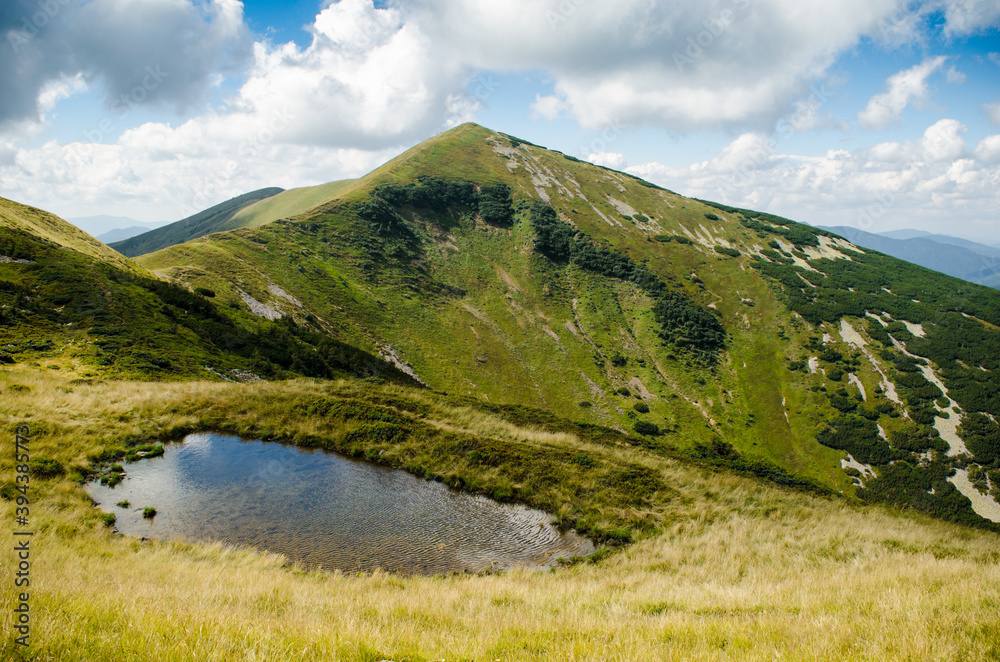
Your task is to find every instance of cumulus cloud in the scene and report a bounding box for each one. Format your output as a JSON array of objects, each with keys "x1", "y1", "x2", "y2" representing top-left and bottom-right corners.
[
  {"x1": 531, "y1": 94, "x2": 567, "y2": 121},
  {"x1": 629, "y1": 118, "x2": 1000, "y2": 241},
  {"x1": 2, "y1": 127, "x2": 399, "y2": 221},
  {"x1": 4, "y1": 0, "x2": 1000, "y2": 224},
  {"x1": 0, "y1": 0, "x2": 248, "y2": 128},
  {"x1": 975, "y1": 135, "x2": 1000, "y2": 163},
  {"x1": 939, "y1": 0, "x2": 1000, "y2": 36},
  {"x1": 409, "y1": 0, "x2": 904, "y2": 131},
  {"x1": 858, "y1": 56, "x2": 947, "y2": 129},
  {"x1": 587, "y1": 152, "x2": 628, "y2": 169}
]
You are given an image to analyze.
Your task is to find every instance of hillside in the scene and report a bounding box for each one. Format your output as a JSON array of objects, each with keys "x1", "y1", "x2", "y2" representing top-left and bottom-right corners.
[
  {"x1": 227, "y1": 180, "x2": 358, "y2": 228},
  {"x1": 0, "y1": 199, "x2": 415, "y2": 384},
  {"x1": 110, "y1": 187, "x2": 284, "y2": 257},
  {"x1": 132, "y1": 123, "x2": 1000, "y2": 530},
  {"x1": 3, "y1": 123, "x2": 1000, "y2": 661},
  {"x1": 0, "y1": 196, "x2": 137, "y2": 271},
  {"x1": 821, "y1": 225, "x2": 1000, "y2": 289}
]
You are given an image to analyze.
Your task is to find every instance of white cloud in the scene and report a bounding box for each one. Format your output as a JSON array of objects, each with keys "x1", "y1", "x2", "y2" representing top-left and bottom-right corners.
[
  {"x1": 37, "y1": 75, "x2": 89, "y2": 116},
  {"x1": 1, "y1": 0, "x2": 248, "y2": 127},
  {"x1": 983, "y1": 101, "x2": 1000, "y2": 124},
  {"x1": 920, "y1": 118, "x2": 966, "y2": 162},
  {"x1": 975, "y1": 135, "x2": 1000, "y2": 163},
  {"x1": 628, "y1": 118, "x2": 1000, "y2": 241},
  {"x1": 946, "y1": 65, "x2": 967, "y2": 83},
  {"x1": 939, "y1": 0, "x2": 1000, "y2": 36},
  {"x1": 587, "y1": 152, "x2": 628, "y2": 169},
  {"x1": 1, "y1": 125, "x2": 400, "y2": 222},
  {"x1": 531, "y1": 94, "x2": 567, "y2": 121},
  {"x1": 858, "y1": 56, "x2": 947, "y2": 129},
  {"x1": 411, "y1": 0, "x2": 903, "y2": 132}
]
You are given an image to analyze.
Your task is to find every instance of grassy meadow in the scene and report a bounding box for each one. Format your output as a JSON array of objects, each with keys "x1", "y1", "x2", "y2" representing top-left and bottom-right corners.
[{"x1": 2, "y1": 367, "x2": 999, "y2": 661}]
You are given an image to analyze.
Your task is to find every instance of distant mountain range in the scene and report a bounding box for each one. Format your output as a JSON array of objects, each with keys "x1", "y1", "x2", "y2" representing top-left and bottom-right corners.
[
  {"x1": 68, "y1": 214, "x2": 166, "y2": 239},
  {"x1": 819, "y1": 225, "x2": 1000, "y2": 290},
  {"x1": 96, "y1": 226, "x2": 162, "y2": 243}
]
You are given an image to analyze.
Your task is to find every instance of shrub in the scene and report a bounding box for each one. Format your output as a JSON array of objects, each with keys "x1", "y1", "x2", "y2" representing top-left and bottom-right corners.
[
  {"x1": 828, "y1": 368, "x2": 844, "y2": 382},
  {"x1": 578, "y1": 401, "x2": 592, "y2": 408},
  {"x1": 610, "y1": 354, "x2": 628, "y2": 367},
  {"x1": 820, "y1": 349, "x2": 843, "y2": 363},
  {"x1": 959, "y1": 413, "x2": 1000, "y2": 465},
  {"x1": 478, "y1": 182, "x2": 515, "y2": 226},
  {"x1": 634, "y1": 421, "x2": 660, "y2": 436},
  {"x1": 633, "y1": 402, "x2": 650, "y2": 414},
  {"x1": 704, "y1": 213, "x2": 721, "y2": 221},
  {"x1": 714, "y1": 245, "x2": 741, "y2": 258},
  {"x1": 530, "y1": 203, "x2": 575, "y2": 262},
  {"x1": 142, "y1": 507, "x2": 157, "y2": 519},
  {"x1": 829, "y1": 394, "x2": 857, "y2": 413},
  {"x1": 817, "y1": 416, "x2": 891, "y2": 465},
  {"x1": 101, "y1": 512, "x2": 116, "y2": 526},
  {"x1": 889, "y1": 425, "x2": 948, "y2": 454},
  {"x1": 194, "y1": 287, "x2": 216, "y2": 298},
  {"x1": 29, "y1": 458, "x2": 64, "y2": 479}
]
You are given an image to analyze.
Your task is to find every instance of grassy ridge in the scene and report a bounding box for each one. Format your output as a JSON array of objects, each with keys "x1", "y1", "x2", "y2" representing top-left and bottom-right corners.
[
  {"x1": 110, "y1": 188, "x2": 284, "y2": 258},
  {"x1": 2, "y1": 369, "x2": 999, "y2": 660},
  {"x1": 227, "y1": 180, "x2": 358, "y2": 229},
  {"x1": 135, "y1": 125, "x2": 864, "y2": 493}
]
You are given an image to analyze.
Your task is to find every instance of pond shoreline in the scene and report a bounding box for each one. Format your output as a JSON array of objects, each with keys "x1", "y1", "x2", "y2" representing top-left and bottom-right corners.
[{"x1": 86, "y1": 431, "x2": 596, "y2": 575}]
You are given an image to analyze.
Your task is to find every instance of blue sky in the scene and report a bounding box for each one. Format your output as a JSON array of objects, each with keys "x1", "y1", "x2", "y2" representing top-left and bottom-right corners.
[{"x1": 1, "y1": 0, "x2": 998, "y2": 243}]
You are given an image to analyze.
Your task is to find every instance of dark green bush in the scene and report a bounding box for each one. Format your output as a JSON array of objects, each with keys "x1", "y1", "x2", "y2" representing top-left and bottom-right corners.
[
  {"x1": 714, "y1": 245, "x2": 741, "y2": 258},
  {"x1": 959, "y1": 413, "x2": 1000, "y2": 465},
  {"x1": 194, "y1": 287, "x2": 216, "y2": 298},
  {"x1": 29, "y1": 458, "x2": 64, "y2": 478},
  {"x1": 478, "y1": 182, "x2": 515, "y2": 226},
  {"x1": 634, "y1": 421, "x2": 660, "y2": 436},
  {"x1": 633, "y1": 402, "x2": 650, "y2": 414},
  {"x1": 817, "y1": 416, "x2": 891, "y2": 465}
]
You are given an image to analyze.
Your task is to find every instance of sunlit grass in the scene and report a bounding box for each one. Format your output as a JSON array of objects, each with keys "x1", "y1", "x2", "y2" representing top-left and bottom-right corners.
[{"x1": 2, "y1": 368, "x2": 999, "y2": 661}]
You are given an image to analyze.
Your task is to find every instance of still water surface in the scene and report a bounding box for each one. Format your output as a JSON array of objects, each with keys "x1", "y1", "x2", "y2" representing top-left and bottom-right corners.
[{"x1": 87, "y1": 433, "x2": 593, "y2": 574}]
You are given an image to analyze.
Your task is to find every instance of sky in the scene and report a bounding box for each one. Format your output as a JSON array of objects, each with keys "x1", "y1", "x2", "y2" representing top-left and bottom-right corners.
[{"x1": 0, "y1": 0, "x2": 998, "y2": 243}]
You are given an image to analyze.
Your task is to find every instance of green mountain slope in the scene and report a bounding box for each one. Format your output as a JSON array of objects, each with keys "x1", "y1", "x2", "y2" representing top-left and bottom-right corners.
[
  {"x1": 227, "y1": 180, "x2": 357, "y2": 228},
  {"x1": 0, "y1": 200, "x2": 415, "y2": 384},
  {"x1": 133, "y1": 123, "x2": 1000, "y2": 530},
  {"x1": 0, "y1": 196, "x2": 137, "y2": 271},
  {"x1": 110, "y1": 187, "x2": 284, "y2": 257}
]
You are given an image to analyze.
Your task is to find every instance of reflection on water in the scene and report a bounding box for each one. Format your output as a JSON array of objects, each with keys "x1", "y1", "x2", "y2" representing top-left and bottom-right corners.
[{"x1": 86, "y1": 433, "x2": 593, "y2": 574}]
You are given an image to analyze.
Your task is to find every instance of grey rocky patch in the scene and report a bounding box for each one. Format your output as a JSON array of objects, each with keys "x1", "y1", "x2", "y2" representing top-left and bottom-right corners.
[{"x1": 238, "y1": 290, "x2": 282, "y2": 320}]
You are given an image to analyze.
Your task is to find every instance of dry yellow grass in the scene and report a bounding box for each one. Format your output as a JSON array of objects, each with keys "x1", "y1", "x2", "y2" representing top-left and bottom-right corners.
[{"x1": 2, "y1": 368, "x2": 999, "y2": 661}]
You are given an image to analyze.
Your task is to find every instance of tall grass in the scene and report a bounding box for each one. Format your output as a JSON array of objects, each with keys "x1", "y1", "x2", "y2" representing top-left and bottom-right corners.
[{"x1": 2, "y1": 368, "x2": 999, "y2": 660}]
